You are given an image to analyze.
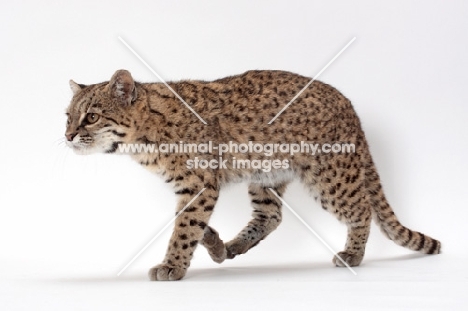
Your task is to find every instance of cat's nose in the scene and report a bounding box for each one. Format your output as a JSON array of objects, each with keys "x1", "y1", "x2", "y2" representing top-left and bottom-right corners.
[{"x1": 66, "y1": 132, "x2": 77, "y2": 142}]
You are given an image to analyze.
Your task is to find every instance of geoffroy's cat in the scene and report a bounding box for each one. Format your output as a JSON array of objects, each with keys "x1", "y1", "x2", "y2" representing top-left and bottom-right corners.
[{"x1": 65, "y1": 69, "x2": 441, "y2": 280}]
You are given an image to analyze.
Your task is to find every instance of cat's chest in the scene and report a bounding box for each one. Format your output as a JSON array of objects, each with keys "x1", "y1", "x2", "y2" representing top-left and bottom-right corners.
[{"x1": 131, "y1": 152, "x2": 166, "y2": 174}]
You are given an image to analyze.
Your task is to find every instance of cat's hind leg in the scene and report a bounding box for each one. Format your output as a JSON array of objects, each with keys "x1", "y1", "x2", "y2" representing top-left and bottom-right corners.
[
  {"x1": 299, "y1": 151, "x2": 372, "y2": 267},
  {"x1": 332, "y1": 213, "x2": 371, "y2": 267}
]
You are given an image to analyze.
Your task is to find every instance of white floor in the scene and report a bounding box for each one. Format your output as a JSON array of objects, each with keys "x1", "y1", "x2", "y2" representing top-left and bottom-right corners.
[{"x1": 2, "y1": 252, "x2": 466, "y2": 310}]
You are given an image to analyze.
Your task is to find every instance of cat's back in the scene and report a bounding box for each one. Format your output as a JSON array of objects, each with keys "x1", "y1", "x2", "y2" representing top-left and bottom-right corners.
[
  {"x1": 144, "y1": 70, "x2": 361, "y2": 144},
  {"x1": 187, "y1": 70, "x2": 359, "y2": 143}
]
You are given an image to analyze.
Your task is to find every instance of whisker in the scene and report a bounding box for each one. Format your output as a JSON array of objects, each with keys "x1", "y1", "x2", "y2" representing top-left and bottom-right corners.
[
  {"x1": 50, "y1": 142, "x2": 71, "y2": 180},
  {"x1": 53, "y1": 137, "x2": 66, "y2": 144},
  {"x1": 52, "y1": 137, "x2": 67, "y2": 150}
]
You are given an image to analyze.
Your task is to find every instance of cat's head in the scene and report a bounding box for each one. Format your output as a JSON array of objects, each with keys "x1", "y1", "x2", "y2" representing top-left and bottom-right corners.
[{"x1": 65, "y1": 70, "x2": 141, "y2": 155}]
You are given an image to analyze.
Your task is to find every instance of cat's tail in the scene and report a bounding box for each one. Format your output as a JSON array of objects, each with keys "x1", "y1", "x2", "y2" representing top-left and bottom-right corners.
[{"x1": 365, "y1": 161, "x2": 441, "y2": 254}]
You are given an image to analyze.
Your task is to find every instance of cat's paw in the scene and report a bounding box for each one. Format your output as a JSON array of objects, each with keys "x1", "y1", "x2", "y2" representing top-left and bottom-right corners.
[
  {"x1": 200, "y1": 226, "x2": 218, "y2": 245},
  {"x1": 200, "y1": 226, "x2": 227, "y2": 263},
  {"x1": 225, "y1": 240, "x2": 249, "y2": 259},
  {"x1": 332, "y1": 251, "x2": 364, "y2": 267},
  {"x1": 148, "y1": 264, "x2": 186, "y2": 281}
]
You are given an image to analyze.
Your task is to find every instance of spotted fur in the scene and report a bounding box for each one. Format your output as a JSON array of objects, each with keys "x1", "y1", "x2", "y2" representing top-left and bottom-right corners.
[{"x1": 65, "y1": 69, "x2": 441, "y2": 281}]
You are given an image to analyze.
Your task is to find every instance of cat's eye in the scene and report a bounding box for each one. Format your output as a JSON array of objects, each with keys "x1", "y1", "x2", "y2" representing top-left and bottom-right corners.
[{"x1": 86, "y1": 113, "x2": 100, "y2": 124}]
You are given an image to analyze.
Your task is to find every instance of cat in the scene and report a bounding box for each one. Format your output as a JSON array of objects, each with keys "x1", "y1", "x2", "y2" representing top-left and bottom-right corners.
[{"x1": 65, "y1": 69, "x2": 441, "y2": 280}]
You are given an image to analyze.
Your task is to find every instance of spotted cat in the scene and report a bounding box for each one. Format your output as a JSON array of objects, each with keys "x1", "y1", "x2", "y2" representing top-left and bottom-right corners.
[{"x1": 65, "y1": 69, "x2": 441, "y2": 281}]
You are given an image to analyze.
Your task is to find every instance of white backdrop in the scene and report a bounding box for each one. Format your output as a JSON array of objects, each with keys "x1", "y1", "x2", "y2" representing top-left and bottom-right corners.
[{"x1": 1, "y1": 0, "x2": 467, "y2": 310}]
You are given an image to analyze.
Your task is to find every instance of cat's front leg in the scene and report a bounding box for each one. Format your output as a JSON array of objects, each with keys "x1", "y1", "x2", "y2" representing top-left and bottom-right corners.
[
  {"x1": 200, "y1": 225, "x2": 227, "y2": 263},
  {"x1": 148, "y1": 178, "x2": 219, "y2": 281}
]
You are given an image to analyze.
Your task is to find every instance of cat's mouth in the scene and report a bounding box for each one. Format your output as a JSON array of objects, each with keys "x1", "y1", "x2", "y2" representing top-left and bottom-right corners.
[
  {"x1": 66, "y1": 139, "x2": 118, "y2": 155},
  {"x1": 66, "y1": 141, "x2": 96, "y2": 155}
]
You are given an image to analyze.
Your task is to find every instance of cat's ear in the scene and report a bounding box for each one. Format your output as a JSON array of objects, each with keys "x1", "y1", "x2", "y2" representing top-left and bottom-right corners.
[
  {"x1": 69, "y1": 80, "x2": 83, "y2": 95},
  {"x1": 109, "y1": 69, "x2": 137, "y2": 105}
]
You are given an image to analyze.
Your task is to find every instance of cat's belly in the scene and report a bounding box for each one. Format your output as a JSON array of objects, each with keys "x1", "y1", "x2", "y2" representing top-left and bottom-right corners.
[{"x1": 220, "y1": 167, "x2": 296, "y2": 186}]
